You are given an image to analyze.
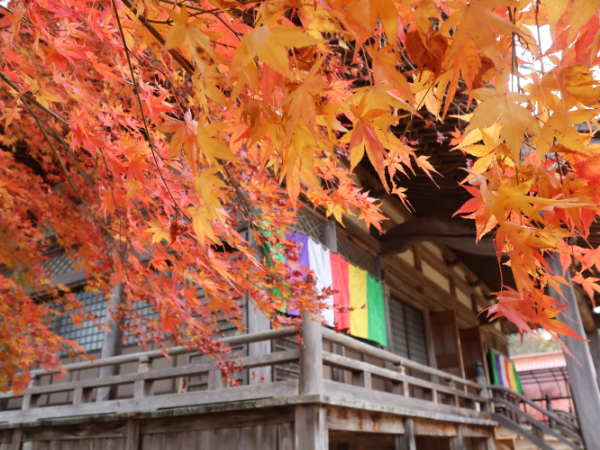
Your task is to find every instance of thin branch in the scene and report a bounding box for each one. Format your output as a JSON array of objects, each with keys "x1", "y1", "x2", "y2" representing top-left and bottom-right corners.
[
  {"x1": 23, "y1": 100, "x2": 88, "y2": 206},
  {"x1": 0, "y1": 71, "x2": 69, "y2": 127},
  {"x1": 111, "y1": 0, "x2": 189, "y2": 220}
]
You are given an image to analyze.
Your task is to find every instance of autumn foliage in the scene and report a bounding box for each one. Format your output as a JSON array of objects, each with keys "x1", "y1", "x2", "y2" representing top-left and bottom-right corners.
[{"x1": 1, "y1": 0, "x2": 600, "y2": 392}]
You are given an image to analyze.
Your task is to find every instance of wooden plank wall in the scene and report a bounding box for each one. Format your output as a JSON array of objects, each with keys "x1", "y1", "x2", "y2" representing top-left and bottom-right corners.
[{"x1": 11, "y1": 408, "x2": 295, "y2": 450}]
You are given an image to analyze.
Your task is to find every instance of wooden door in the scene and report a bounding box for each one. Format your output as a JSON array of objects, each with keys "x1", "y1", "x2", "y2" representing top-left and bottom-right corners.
[
  {"x1": 459, "y1": 326, "x2": 487, "y2": 382},
  {"x1": 429, "y1": 310, "x2": 465, "y2": 378}
]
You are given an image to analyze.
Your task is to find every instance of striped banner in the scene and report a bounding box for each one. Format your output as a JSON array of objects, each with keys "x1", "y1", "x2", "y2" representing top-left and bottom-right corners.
[
  {"x1": 286, "y1": 232, "x2": 387, "y2": 347},
  {"x1": 488, "y1": 348, "x2": 524, "y2": 394}
]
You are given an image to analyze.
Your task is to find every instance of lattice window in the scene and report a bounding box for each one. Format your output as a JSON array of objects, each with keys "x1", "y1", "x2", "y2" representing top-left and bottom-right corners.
[
  {"x1": 42, "y1": 251, "x2": 75, "y2": 276},
  {"x1": 290, "y1": 211, "x2": 323, "y2": 243},
  {"x1": 337, "y1": 237, "x2": 373, "y2": 273},
  {"x1": 389, "y1": 297, "x2": 428, "y2": 365},
  {"x1": 122, "y1": 299, "x2": 160, "y2": 346},
  {"x1": 52, "y1": 289, "x2": 107, "y2": 352}
]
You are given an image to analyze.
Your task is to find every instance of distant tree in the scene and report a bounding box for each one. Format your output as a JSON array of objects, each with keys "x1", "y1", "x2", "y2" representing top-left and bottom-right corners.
[{"x1": 508, "y1": 331, "x2": 562, "y2": 357}]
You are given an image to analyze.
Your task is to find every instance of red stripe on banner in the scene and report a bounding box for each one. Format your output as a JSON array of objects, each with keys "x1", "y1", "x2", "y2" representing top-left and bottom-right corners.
[{"x1": 330, "y1": 252, "x2": 350, "y2": 331}]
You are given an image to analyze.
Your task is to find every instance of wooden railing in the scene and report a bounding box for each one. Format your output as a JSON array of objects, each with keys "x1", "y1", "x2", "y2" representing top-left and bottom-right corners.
[
  {"x1": 0, "y1": 328, "x2": 300, "y2": 424},
  {"x1": 0, "y1": 325, "x2": 494, "y2": 425},
  {"x1": 321, "y1": 328, "x2": 488, "y2": 419},
  {"x1": 488, "y1": 385, "x2": 583, "y2": 450}
]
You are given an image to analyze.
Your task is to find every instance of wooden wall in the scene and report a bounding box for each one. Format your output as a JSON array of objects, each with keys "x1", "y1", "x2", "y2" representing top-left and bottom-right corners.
[{"x1": 6, "y1": 407, "x2": 295, "y2": 450}]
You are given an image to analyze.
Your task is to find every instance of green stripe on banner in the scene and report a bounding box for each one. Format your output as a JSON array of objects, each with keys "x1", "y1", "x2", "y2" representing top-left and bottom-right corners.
[
  {"x1": 367, "y1": 275, "x2": 387, "y2": 347},
  {"x1": 515, "y1": 366, "x2": 524, "y2": 394},
  {"x1": 489, "y1": 349, "x2": 499, "y2": 385}
]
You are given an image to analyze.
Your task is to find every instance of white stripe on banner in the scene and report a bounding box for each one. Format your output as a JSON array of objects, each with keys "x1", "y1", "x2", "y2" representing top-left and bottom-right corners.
[{"x1": 308, "y1": 239, "x2": 334, "y2": 327}]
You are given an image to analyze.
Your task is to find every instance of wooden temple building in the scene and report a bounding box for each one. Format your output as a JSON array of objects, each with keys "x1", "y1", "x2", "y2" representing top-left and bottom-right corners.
[{"x1": 0, "y1": 127, "x2": 598, "y2": 450}]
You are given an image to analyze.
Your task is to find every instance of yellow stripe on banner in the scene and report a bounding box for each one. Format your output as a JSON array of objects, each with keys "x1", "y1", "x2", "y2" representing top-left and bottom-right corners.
[
  {"x1": 508, "y1": 361, "x2": 518, "y2": 391},
  {"x1": 349, "y1": 265, "x2": 369, "y2": 339}
]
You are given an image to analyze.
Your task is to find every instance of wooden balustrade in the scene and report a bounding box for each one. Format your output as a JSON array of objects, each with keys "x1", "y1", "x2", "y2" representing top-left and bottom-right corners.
[
  {"x1": 0, "y1": 325, "x2": 495, "y2": 425},
  {"x1": 0, "y1": 328, "x2": 300, "y2": 424},
  {"x1": 488, "y1": 385, "x2": 584, "y2": 450},
  {"x1": 320, "y1": 328, "x2": 488, "y2": 418}
]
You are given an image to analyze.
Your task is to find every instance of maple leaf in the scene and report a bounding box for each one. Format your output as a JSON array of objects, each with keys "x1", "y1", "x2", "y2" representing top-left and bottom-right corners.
[
  {"x1": 232, "y1": 25, "x2": 320, "y2": 76},
  {"x1": 160, "y1": 110, "x2": 198, "y2": 167},
  {"x1": 0, "y1": 106, "x2": 22, "y2": 127},
  {"x1": 349, "y1": 116, "x2": 389, "y2": 192},
  {"x1": 439, "y1": 0, "x2": 523, "y2": 70},
  {"x1": 147, "y1": 221, "x2": 170, "y2": 245},
  {"x1": 466, "y1": 89, "x2": 540, "y2": 162},
  {"x1": 160, "y1": 310, "x2": 183, "y2": 335},
  {"x1": 197, "y1": 121, "x2": 237, "y2": 164},
  {"x1": 164, "y1": 6, "x2": 217, "y2": 68},
  {"x1": 572, "y1": 273, "x2": 600, "y2": 305}
]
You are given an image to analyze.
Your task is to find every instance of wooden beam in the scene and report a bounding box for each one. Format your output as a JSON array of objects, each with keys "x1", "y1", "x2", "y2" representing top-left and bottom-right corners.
[
  {"x1": 0, "y1": 381, "x2": 299, "y2": 424},
  {"x1": 379, "y1": 217, "x2": 495, "y2": 257},
  {"x1": 546, "y1": 256, "x2": 600, "y2": 450},
  {"x1": 27, "y1": 327, "x2": 297, "y2": 377},
  {"x1": 326, "y1": 407, "x2": 405, "y2": 434}
]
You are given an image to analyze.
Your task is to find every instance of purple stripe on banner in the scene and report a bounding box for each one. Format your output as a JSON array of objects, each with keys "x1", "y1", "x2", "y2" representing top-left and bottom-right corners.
[
  {"x1": 285, "y1": 232, "x2": 310, "y2": 316},
  {"x1": 495, "y1": 354, "x2": 504, "y2": 387}
]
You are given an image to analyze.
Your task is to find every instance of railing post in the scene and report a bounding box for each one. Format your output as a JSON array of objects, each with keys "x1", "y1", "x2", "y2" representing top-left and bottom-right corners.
[
  {"x1": 97, "y1": 283, "x2": 123, "y2": 402},
  {"x1": 351, "y1": 370, "x2": 371, "y2": 389},
  {"x1": 73, "y1": 387, "x2": 93, "y2": 405},
  {"x1": 300, "y1": 311, "x2": 323, "y2": 395},
  {"x1": 133, "y1": 355, "x2": 153, "y2": 399},
  {"x1": 475, "y1": 360, "x2": 491, "y2": 413},
  {"x1": 398, "y1": 365, "x2": 410, "y2": 397},
  {"x1": 208, "y1": 368, "x2": 227, "y2": 390},
  {"x1": 21, "y1": 376, "x2": 39, "y2": 410},
  {"x1": 545, "y1": 394, "x2": 555, "y2": 429},
  {"x1": 247, "y1": 294, "x2": 272, "y2": 385}
]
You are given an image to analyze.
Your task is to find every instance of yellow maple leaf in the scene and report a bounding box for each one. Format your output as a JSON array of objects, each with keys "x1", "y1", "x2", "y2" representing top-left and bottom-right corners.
[
  {"x1": 164, "y1": 6, "x2": 217, "y2": 68},
  {"x1": 466, "y1": 88, "x2": 540, "y2": 163},
  {"x1": 197, "y1": 121, "x2": 237, "y2": 164},
  {"x1": 147, "y1": 221, "x2": 170, "y2": 245},
  {"x1": 232, "y1": 25, "x2": 321, "y2": 76}
]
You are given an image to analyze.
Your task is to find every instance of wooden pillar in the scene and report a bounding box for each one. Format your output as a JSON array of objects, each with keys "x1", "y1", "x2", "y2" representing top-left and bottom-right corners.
[
  {"x1": 449, "y1": 424, "x2": 465, "y2": 450},
  {"x1": 321, "y1": 220, "x2": 346, "y2": 383},
  {"x1": 395, "y1": 418, "x2": 416, "y2": 450},
  {"x1": 9, "y1": 429, "x2": 22, "y2": 450},
  {"x1": 586, "y1": 328, "x2": 600, "y2": 388},
  {"x1": 475, "y1": 360, "x2": 491, "y2": 413},
  {"x1": 97, "y1": 284, "x2": 122, "y2": 402},
  {"x1": 423, "y1": 312, "x2": 438, "y2": 370},
  {"x1": 546, "y1": 256, "x2": 600, "y2": 450},
  {"x1": 300, "y1": 308, "x2": 323, "y2": 395},
  {"x1": 125, "y1": 420, "x2": 140, "y2": 450},
  {"x1": 248, "y1": 294, "x2": 272, "y2": 384},
  {"x1": 295, "y1": 405, "x2": 328, "y2": 450}
]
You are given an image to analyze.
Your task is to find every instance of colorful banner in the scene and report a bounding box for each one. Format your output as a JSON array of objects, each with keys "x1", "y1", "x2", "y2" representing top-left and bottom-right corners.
[
  {"x1": 488, "y1": 348, "x2": 524, "y2": 394},
  {"x1": 286, "y1": 232, "x2": 387, "y2": 347}
]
